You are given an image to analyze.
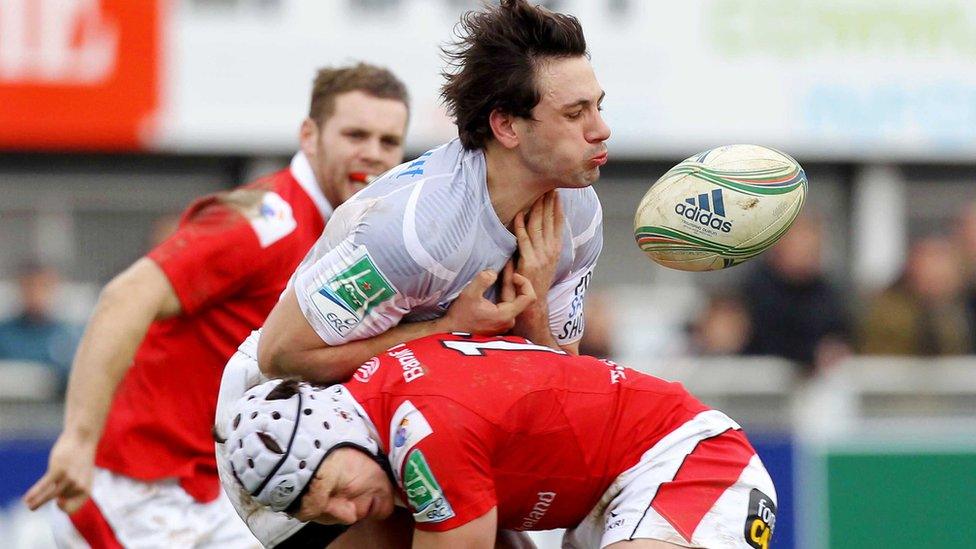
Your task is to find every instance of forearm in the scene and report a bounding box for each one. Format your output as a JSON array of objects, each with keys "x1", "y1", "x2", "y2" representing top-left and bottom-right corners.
[
  {"x1": 275, "y1": 317, "x2": 450, "y2": 383},
  {"x1": 62, "y1": 259, "x2": 179, "y2": 442},
  {"x1": 62, "y1": 290, "x2": 158, "y2": 441}
]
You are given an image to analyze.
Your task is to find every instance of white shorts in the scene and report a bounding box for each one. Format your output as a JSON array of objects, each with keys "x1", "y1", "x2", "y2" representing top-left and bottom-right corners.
[
  {"x1": 214, "y1": 331, "x2": 307, "y2": 547},
  {"x1": 49, "y1": 467, "x2": 260, "y2": 549},
  {"x1": 563, "y1": 410, "x2": 777, "y2": 549}
]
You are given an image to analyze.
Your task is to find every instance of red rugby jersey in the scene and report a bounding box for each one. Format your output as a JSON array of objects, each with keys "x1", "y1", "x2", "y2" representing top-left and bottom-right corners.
[
  {"x1": 345, "y1": 333, "x2": 711, "y2": 532},
  {"x1": 95, "y1": 154, "x2": 329, "y2": 502}
]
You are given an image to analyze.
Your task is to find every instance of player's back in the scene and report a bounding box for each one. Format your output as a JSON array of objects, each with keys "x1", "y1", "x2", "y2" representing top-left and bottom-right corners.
[{"x1": 346, "y1": 333, "x2": 709, "y2": 530}]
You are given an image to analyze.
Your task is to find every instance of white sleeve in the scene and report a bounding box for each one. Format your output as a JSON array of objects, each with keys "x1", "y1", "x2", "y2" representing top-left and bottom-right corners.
[
  {"x1": 547, "y1": 191, "x2": 604, "y2": 346},
  {"x1": 293, "y1": 205, "x2": 429, "y2": 346}
]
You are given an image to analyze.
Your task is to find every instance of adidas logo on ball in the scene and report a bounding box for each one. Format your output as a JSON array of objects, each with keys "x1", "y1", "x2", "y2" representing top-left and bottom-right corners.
[
  {"x1": 634, "y1": 144, "x2": 807, "y2": 272},
  {"x1": 674, "y1": 188, "x2": 733, "y2": 233}
]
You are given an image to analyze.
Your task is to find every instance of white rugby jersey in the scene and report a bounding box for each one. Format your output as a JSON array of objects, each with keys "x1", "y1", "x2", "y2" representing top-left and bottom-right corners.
[{"x1": 291, "y1": 139, "x2": 603, "y2": 347}]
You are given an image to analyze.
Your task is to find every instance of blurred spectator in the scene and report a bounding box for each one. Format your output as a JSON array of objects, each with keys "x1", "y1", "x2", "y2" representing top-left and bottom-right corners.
[
  {"x1": 953, "y1": 202, "x2": 976, "y2": 352},
  {"x1": 859, "y1": 236, "x2": 973, "y2": 356},
  {"x1": 687, "y1": 292, "x2": 752, "y2": 356},
  {"x1": 0, "y1": 264, "x2": 81, "y2": 389},
  {"x1": 741, "y1": 214, "x2": 851, "y2": 375},
  {"x1": 578, "y1": 290, "x2": 615, "y2": 358}
]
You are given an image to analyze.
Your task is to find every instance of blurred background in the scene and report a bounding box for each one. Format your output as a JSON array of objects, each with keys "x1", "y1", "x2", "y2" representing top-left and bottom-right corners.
[{"x1": 2, "y1": 1, "x2": 976, "y2": 547}]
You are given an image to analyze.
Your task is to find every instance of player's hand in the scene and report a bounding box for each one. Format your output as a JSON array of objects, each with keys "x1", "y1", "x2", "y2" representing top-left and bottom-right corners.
[
  {"x1": 22, "y1": 432, "x2": 97, "y2": 514},
  {"x1": 513, "y1": 191, "x2": 563, "y2": 299},
  {"x1": 442, "y1": 269, "x2": 535, "y2": 335},
  {"x1": 509, "y1": 192, "x2": 563, "y2": 343}
]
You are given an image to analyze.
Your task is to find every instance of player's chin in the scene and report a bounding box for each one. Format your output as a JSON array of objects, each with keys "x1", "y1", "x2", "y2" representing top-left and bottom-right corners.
[{"x1": 571, "y1": 168, "x2": 600, "y2": 187}]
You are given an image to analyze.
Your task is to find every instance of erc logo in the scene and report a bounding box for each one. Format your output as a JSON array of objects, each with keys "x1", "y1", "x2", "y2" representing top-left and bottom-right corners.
[
  {"x1": 674, "y1": 188, "x2": 733, "y2": 233},
  {"x1": 404, "y1": 449, "x2": 454, "y2": 524}
]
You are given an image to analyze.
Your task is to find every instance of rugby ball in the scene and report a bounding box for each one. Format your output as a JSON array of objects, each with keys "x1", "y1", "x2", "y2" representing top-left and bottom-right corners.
[{"x1": 634, "y1": 144, "x2": 807, "y2": 271}]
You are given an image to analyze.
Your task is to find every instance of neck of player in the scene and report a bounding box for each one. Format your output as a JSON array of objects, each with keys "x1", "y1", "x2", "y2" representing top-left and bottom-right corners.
[{"x1": 484, "y1": 142, "x2": 555, "y2": 230}]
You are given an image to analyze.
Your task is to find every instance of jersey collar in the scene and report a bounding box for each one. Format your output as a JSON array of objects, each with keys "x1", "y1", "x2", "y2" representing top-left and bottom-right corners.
[{"x1": 290, "y1": 151, "x2": 334, "y2": 219}]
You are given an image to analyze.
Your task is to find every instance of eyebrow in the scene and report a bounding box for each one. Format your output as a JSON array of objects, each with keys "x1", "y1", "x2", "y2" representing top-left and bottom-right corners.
[{"x1": 560, "y1": 91, "x2": 606, "y2": 110}]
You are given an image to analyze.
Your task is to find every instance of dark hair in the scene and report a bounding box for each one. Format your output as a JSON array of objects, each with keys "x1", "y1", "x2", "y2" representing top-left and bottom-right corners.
[
  {"x1": 440, "y1": 0, "x2": 588, "y2": 150},
  {"x1": 308, "y1": 63, "x2": 410, "y2": 125}
]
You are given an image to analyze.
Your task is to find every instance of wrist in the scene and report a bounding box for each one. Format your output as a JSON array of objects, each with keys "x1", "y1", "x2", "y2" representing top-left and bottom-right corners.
[
  {"x1": 523, "y1": 302, "x2": 549, "y2": 325},
  {"x1": 62, "y1": 423, "x2": 102, "y2": 445},
  {"x1": 514, "y1": 308, "x2": 551, "y2": 341},
  {"x1": 430, "y1": 315, "x2": 451, "y2": 335}
]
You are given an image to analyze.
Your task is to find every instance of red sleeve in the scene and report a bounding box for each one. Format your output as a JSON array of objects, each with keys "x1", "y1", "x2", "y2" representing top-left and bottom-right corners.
[
  {"x1": 147, "y1": 196, "x2": 265, "y2": 314},
  {"x1": 394, "y1": 398, "x2": 497, "y2": 532}
]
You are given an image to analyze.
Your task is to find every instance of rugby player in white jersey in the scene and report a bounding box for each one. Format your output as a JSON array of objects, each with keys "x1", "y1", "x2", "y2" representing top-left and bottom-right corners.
[{"x1": 215, "y1": 0, "x2": 611, "y2": 545}]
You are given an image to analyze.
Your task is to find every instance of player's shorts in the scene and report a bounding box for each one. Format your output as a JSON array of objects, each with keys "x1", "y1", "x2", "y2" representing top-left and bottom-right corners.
[
  {"x1": 563, "y1": 409, "x2": 777, "y2": 549},
  {"x1": 215, "y1": 331, "x2": 347, "y2": 548},
  {"x1": 48, "y1": 467, "x2": 260, "y2": 548}
]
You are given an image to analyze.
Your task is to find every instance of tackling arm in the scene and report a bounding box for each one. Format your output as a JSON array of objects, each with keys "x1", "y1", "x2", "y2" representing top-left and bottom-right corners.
[
  {"x1": 259, "y1": 270, "x2": 536, "y2": 383},
  {"x1": 23, "y1": 258, "x2": 181, "y2": 512},
  {"x1": 257, "y1": 288, "x2": 451, "y2": 383}
]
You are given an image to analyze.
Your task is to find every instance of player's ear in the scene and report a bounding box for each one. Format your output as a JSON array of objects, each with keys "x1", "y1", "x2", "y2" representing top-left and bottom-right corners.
[
  {"x1": 489, "y1": 109, "x2": 519, "y2": 149},
  {"x1": 299, "y1": 118, "x2": 319, "y2": 159}
]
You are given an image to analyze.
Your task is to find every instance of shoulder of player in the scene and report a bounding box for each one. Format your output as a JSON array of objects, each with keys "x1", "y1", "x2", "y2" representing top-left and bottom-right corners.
[
  {"x1": 178, "y1": 169, "x2": 292, "y2": 219},
  {"x1": 240, "y1": 168, "x2": 316, "y2": 211},
  {"x1": 384, "y1": 394, "x2": 494, "y2": 446},
  {"x1": 180, "y1": 172, "x2": 310, "y2": 247},
  {"x1": 347, "y1": 171, "x2": 475, "y2": 245},
  {"x1": 359, "y1": 140, "x2": 470, "y2": 204}
]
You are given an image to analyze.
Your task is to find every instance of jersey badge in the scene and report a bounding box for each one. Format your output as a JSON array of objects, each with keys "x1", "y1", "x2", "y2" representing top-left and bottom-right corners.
[
  {"x1": 403, "y1": 449, "x2": 455, "y2": 524},
  {"x1": 389, "y1": 400, "x2": 433, "y2": 478},
  {"x1": 311, "y1": 246, "x2": 398, "y2": 337},
  {"x1": 248, "y1": 191, "x2": 297, "y2": 247}
]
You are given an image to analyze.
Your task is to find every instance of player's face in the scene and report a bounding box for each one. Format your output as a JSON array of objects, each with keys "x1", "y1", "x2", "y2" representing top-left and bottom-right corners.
[
  {"x1": 293, "y1": 448, "x2": 395, "y2": 526},
  {"x1": 302, "y1": 90, "x2": 408, "y2": 207},
  {"x1": 514, "y1": 56, "x2": 611, "y2": 188}
]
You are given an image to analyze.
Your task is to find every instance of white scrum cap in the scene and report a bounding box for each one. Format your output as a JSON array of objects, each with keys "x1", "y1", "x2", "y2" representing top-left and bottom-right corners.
[{"x1": 223, "y1": 379, "x2": 379, "y2": 512}]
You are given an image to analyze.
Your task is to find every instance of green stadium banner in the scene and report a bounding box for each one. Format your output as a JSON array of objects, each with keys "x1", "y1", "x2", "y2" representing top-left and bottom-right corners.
[{"x1": 825, "y1": 450, "x2": 976, "y2": 548}]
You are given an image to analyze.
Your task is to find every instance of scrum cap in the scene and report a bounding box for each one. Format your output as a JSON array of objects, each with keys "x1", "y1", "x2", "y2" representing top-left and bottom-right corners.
[{"x1": 223, "y1": 379, "x2": 378, "y2": 512}]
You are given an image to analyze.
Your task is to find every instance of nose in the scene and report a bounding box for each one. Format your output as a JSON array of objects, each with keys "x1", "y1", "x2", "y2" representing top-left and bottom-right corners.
[
  {"x1": 326, "y1": 499, "x2": 359, "y2": 525},
  {"x1": 358, "y1": 138, "x2": 385, "y2": 168},
  {"x1": 587, "y1": 111, "x2": 611, "y2": 144}
]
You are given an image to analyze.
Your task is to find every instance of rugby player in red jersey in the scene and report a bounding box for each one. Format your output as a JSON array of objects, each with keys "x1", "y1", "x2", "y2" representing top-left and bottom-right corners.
[
  {"x1": 223, "y1": 333, "x2": 778, "y2": 549},
  {"x1": 23, "y1": 64, "x2": 411, "y2": 547}
]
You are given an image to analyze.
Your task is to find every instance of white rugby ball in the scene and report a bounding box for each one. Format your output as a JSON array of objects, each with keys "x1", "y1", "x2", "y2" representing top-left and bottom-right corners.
[{"x1": 634, "y1": 144, "x2": 807, "y2": 271}]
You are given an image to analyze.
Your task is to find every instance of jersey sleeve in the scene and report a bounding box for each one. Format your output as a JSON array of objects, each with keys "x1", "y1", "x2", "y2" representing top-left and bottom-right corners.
[
  {"x1": 387, "y1": 398, "x2": 496, "y2": 532},
  {"x1": 548, "y1": 188, "x2": 604, "y2": 345},
  {"x1": 292, "y1": 198, "x2": 435, "y2": 346},
  {"x1": 148, "y1": 195, "x2": 275, "y2": 314}
]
